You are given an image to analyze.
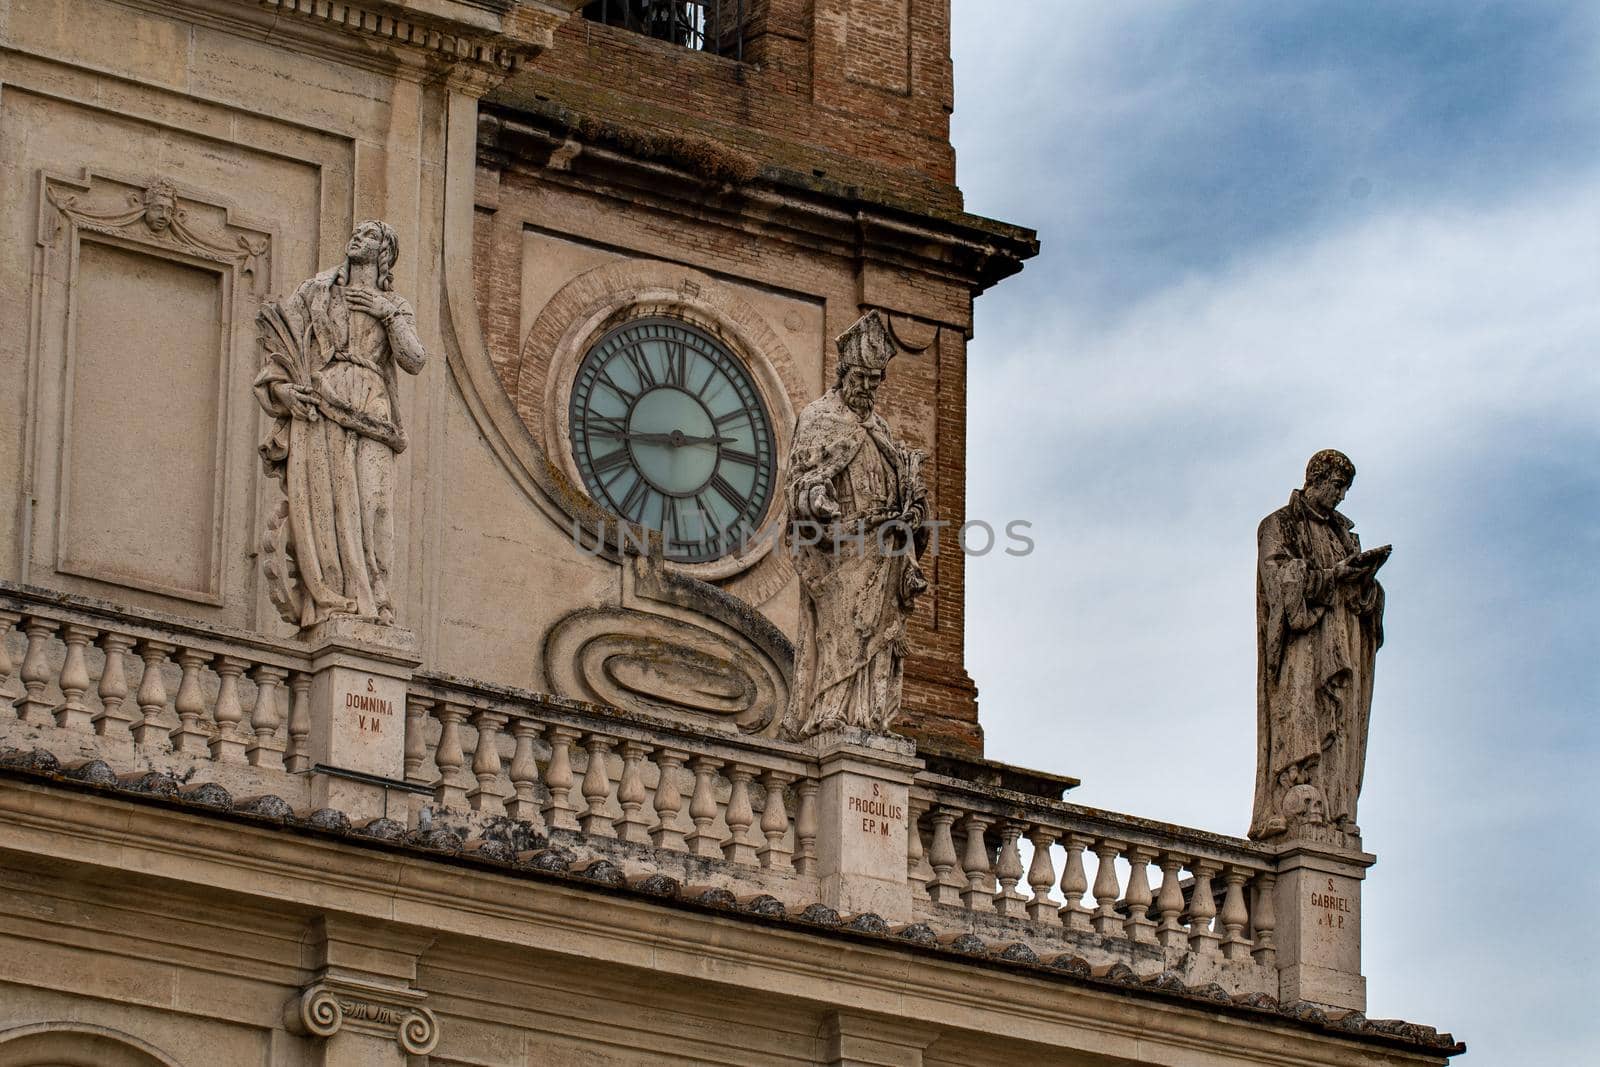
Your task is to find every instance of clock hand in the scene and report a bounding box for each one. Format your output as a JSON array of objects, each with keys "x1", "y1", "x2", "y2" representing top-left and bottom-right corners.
[{"x1": 606, "y1": 430, "x2": 738, "y2": 447}]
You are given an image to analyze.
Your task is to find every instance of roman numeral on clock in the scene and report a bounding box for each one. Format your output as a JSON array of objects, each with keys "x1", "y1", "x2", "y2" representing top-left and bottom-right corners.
[
  {"x1": 620, "y1": 347, "x2": 656, "y2": 388},
  {"x1": 664, "y1": 340, "x2": 689, "y2": 387},
  {"x1": 709, "y1": 473, "x2": 747, "y2": 512}
]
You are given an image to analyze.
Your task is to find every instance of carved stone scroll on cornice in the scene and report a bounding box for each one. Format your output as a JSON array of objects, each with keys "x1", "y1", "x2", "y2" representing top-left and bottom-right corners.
[
  {"x1": 254, "y1": 0, "x2": 586, "y2": 88},
  {"x1": 285, "y1": 979, "x2": 440, "y2": 1056},
  {"x1": 541, "y1": 556, "x2": 794, "y2": 735}
]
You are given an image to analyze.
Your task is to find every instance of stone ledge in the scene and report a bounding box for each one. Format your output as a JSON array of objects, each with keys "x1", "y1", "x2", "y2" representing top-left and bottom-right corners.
[{"x1": 0, "y1": 751, "x2": 1464, "y2": 1061}]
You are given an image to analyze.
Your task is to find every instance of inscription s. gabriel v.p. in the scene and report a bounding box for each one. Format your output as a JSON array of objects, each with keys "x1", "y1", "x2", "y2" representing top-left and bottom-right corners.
[{"x1": 1312, "y1": 876, "x2": 1352, "y2": 928}]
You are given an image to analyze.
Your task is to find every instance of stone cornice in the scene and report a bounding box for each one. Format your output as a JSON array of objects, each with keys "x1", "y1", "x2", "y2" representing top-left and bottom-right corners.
[
  {"x1": 255, "y1": 0, "x2": 577, "y2": 76},
  {"x1": 476, "y1": 107, "x2": 1040, "y2": 303},
  {"x1": 0, "y1": 773, "x2": 1461, "y2": 1064}
]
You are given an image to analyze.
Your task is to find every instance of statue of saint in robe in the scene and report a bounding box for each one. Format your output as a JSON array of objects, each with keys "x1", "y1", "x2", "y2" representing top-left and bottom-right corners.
[
  {"x1": 782, "y1": 311, "x2": 930, "y2": 740},
  {"x1": 253, "y1": 220, "x2": 427, "y2": 630},
  {"x1": 1252, "y1": 449, "x2": 1389, "y2": 841}
]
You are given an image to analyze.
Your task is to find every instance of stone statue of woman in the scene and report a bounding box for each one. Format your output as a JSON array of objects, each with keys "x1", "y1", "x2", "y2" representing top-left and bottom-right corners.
[{"x1": 254, "y1": 220, "x2": 427, "y2": 630}]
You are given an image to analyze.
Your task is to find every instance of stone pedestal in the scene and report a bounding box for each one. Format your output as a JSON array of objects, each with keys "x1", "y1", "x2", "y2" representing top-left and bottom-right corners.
[
  {"x1": 811, "y1": 728, "x2": 922, "y2": 923},
  {"x1": 304, "y1": 619, "x2": 421, "y2": 822},
  {"x1": 1270, "y1": 840, "x2": 1375, "y2": 1012}
]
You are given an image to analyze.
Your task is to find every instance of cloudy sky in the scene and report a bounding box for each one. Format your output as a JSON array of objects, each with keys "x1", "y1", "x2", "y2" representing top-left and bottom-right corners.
[{"x1": 949, "y1": 2, "x2": 1598, "y2": 1061}]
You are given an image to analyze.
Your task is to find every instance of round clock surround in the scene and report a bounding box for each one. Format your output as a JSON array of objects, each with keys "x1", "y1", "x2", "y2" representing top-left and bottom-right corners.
[{"x1": 567, "y1": 316, "x2": 780, "y2": 565}]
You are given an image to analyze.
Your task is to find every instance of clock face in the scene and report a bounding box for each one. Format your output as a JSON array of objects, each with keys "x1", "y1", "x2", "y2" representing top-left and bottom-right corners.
[{"x1": 569, "y1": 318, "x2": 778, "y2": 563}]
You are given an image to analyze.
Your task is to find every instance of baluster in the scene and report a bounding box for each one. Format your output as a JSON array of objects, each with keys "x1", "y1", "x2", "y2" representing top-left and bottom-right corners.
[
  {"x1": 686, "y1": 755, "x2": 724, "y2": 859},
  {"x1": 1091, "y1": 839, "x2": 1125, "y2": 936},
  {"x1": 1251, "y1": 871, "x2": 1278, "y2": 966},
  {"x1": 431, "y1": 702, "x2": 469, "y2": 811},
  {"x1": 14, "y1": 617, "x2": 59, "y2": 725},
  {"x1": 1187, "y1": 860, "x2": 1222, "y2": 955},
  {"x1": 469, "y1": 710, "x2": 508, "y2": 816},
  {"x1": 132, "y1": 640, "x2": 174, "y2": 747},
  {"x1": 53, "y1": 624, "x2": 96, "y2": 730},
  {"x1": 906, "y1": 798, "x2": 933, "y2": 887},
  {"x1": 1220, "y1": 865, "x2": 1253, "y2": 960},
  {"x1": 403, "y1": 696, "x2": 432, "y2": 783},
  {"x1": 94, "y1": 633, "x2": 136, "y2": 738},
  {"x1": 1122, "y1": 846, "x2": 1158, "y2": 943},
  {"x1": 542, "y1": 726, "x2": 582, "y2": 831},
  {"x1": 247, "y1": 665, "x2": 287, "y2": 769},
  {"x1": 758, "y1": 770, "x2": 792, "y2": 870},
  {"x1": 722, "y1": 763, "x2": 758, "y2": 865},
  {"x1": 208, "y1": 656, "x2": 249, "y2": 763},
  {"x1": 793, "y1": 777, "x2": 819, "y2": 876},
  {"x1": 0, "y1": 611, "x2": 20, "y2": 702},
  {"x1": 650, "y1": 747, "x2": 689, "y2": 851},
  {"x1": 505, "y1": 719, "x2": 545, "y2": 824},
  {"x1": 169, "y1": 649, "x2": 213, "y2": 756},
  {"x1": 926, "y1": 807, "x2": 965, "y2": 905},
  {"x1": 579, "y1": 733, "x2": 617, "y2": 836},
  {"x1": 960, "y1": 814, "x2": 993, "y2": 912},
  {"x1": 1155, "y1": 852, "x2": 1189, "y2": 948},
  {"x1": 1025, "y1": 827, "x2": 1058, "y2": 921},
  {"x1": 285, "y1": 671, "x2": 312, "y2": 772},
  {"x1": 617, "y1": 741, "x2": 652, "y2": 844},
  {"x1": 1058, "y1": 833, "x2": 1094, "y2": 931},
  {"x1": 992, "y1": 822, "x2": 1028, "y2": 917}
]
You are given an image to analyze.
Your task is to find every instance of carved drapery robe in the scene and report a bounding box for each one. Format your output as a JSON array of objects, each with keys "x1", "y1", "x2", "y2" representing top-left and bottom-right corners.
[
  {"x1": 254, "y1": 267, "x2": 426, "y2": 628},
  {"x1": 1252, "y1": 490, "x2": 1384, "y2": 838},
  {"x1": 784, "y1": 391, "x2": 928, "y2": 738}
]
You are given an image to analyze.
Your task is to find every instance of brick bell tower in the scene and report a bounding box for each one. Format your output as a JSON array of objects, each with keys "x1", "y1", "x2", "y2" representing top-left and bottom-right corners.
[{"x1": 471, "y1": 0, "x2": 1038, "y2": 757}]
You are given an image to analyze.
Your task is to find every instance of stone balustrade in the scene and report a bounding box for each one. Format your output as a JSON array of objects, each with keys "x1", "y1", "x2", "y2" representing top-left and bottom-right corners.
[
  {"x1": 406, "y1": 674, "x2": 821, "y2": 887},
  {"x1": 0, "y1": 586, "x2": 315, "y2": 801},
  {"x1": 0, "y1": 583, "x2": 1326, "y2": 1001},
  {"x1": 910, "y1": 771, "x2": 1280, "y2": 992}
]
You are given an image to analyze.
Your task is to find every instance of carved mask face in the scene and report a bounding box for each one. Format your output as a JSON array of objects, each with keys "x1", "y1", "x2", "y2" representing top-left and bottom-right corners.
[
  {"x1": 346, "y1": 222, "x2": 386, "y2": 265},
  {"x1": 1305, "y1": 475, "x2": 1350, "y2": 513},
  {"x1": 840, "y1": 365, "x2": 884, "y2": 416},
  {"x1": 144, "y1": 193, "x2": 176, "y2": 232}
]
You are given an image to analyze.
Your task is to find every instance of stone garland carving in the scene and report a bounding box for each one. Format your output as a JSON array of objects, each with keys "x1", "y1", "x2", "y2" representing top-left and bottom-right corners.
[
  {"x1": 44, "y1": 177, "x2": 269, "y2": 293},
  {"x1": 253, "y1": 221, "x2": 427, "y2": 630},
  {"x1": 782, "y1": 311, "x2": 930, "y2": 740},
  {"x1": 286, "y1": 982, "x2": 439, "y2": 1056},
  {"x1": 1251, "y1": 449, "x2": 1390, "y2": 844}
]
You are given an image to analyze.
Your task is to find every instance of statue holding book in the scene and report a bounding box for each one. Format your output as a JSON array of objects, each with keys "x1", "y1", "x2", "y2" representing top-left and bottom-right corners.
[{"x1": 1251, "y1": 449, "x2": 1391, "y2": 843}]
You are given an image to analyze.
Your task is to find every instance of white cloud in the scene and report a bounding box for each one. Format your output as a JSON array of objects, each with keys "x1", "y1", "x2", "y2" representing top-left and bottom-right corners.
[{"x1": 963, "y1": 170, "x2": 1600, "y2": 1060}]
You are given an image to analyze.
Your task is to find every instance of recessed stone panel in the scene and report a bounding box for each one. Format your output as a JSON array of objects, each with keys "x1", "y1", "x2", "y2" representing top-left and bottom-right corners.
[{"x1": 61, "y1": 241, "x2": 224, "y2": 601}]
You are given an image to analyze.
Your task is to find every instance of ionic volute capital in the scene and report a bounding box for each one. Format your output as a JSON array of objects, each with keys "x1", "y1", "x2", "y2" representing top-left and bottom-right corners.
[{"x1": 285, "y1": 979, "x2": 439, "y2": 1056}]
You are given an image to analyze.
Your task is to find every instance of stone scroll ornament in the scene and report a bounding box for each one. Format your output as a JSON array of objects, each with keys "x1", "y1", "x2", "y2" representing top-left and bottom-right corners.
[
  {"x1": 1251, "y1": 449, "x2": 1391, "y2": 843},
  {"x1": 253, "y1": 221, "x2": 427, "y2": 629},
  {"x1": 782, "y1": 311, "x2": 931, "y2": 740}
]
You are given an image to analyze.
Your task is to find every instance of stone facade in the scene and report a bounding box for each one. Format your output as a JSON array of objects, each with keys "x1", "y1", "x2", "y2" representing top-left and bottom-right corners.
[{"x1": 0, "y1": 1, "x2": 1460, "y2": 1064}]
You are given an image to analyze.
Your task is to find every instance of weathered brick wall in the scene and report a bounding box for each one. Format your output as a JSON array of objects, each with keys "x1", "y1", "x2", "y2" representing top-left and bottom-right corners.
[{"x1": 496, "y1": 0, "x2": 959, "y2": 211}]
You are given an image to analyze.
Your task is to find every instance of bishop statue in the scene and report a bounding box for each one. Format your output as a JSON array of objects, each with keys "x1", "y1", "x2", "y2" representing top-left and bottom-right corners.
[{"x1": 783, "y1": 311, "x2": 930, "y2": 740}]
